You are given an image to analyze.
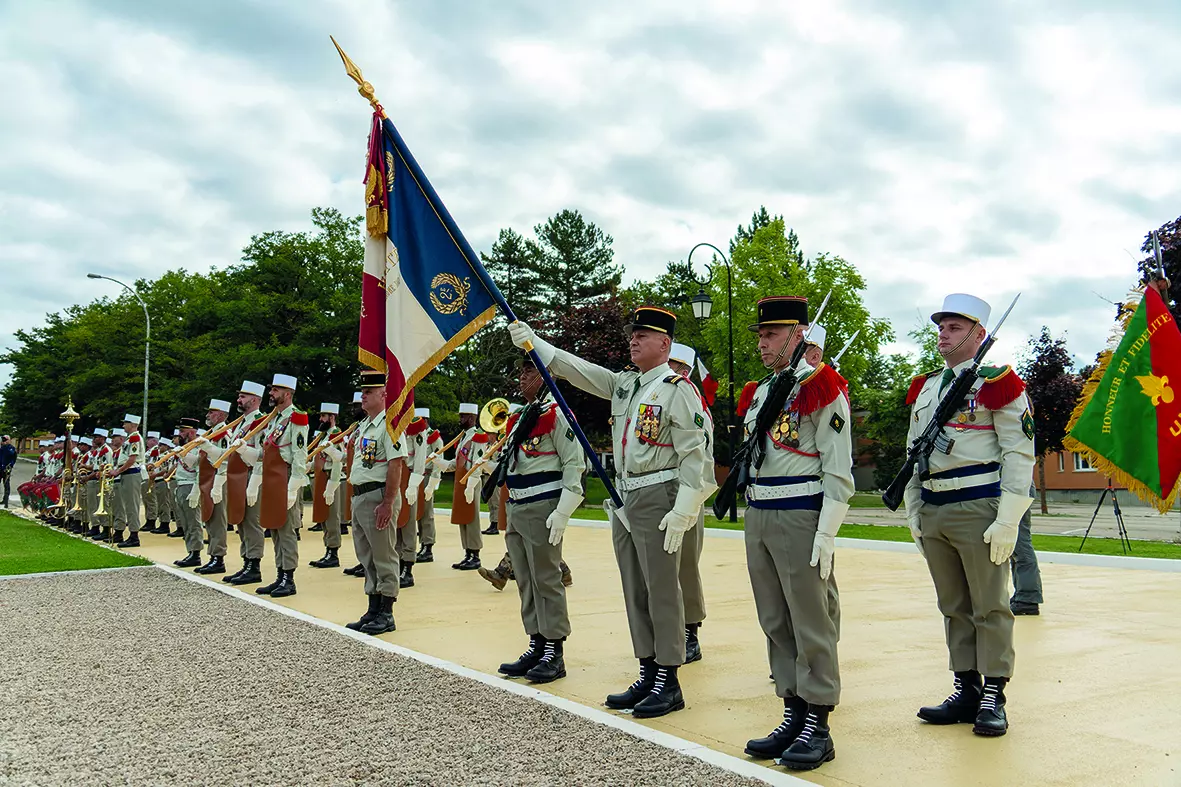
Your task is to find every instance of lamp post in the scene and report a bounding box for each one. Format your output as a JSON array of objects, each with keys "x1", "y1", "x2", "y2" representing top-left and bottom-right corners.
[
  {"x1": 87, "y1": 274, "x2": 150, "y2": 432},
  {"x1": 686, "y1": 242, "x2": 737, "y2": 522}
]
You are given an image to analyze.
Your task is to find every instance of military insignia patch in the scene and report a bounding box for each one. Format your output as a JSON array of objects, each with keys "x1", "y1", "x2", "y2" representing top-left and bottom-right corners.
[
  {"x1": 694, "y1": 413, "x2": 705, "y2": 428},
  {"x1": 616, "y1": 387, "x2": 628, "y2": 400},
  {"x1": 1021, "y1": 409, "x2": 1035, "y2": 440},
  {"x1": 296, "y1": 433, "x2": 304, "y2": 449},
  {"x1": 565, "y1": 428, "x2": 575, "y2": 441},
  {"x1": 830, "y1": 413, "x2": 845, "y2": 434}
]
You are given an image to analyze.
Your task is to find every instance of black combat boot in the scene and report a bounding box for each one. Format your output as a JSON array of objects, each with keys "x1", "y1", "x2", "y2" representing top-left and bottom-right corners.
[
  {"x1": 452, "y1": 550, "x2": 473, "y2": 570},
  {"x1": 143, "y1": 519, "x2": 156, "y2": 534},
  {"x1": 270, "y1": 568, "x2": 297, "y2": 597},
  {"x1": 309, "y1": 547, "x2": 339, "y2": 568},
  {"x1": 343, "y1": 563, "x2": 365, "y2": 577},
  {"x1": 918, "y1": 670, "x2": 983, "y2": 725},
  {"x1": 745, "y1": 695, "x2": 808, "y2": 758},
  {"x1": 399, "y1": 560, "x2": 415, "y2": 588},
  {"x1": 309, "y1": 522, "x2": 324, "y2": 532},
  {"x1": 416, "y1": 543, "x2": 434, "y2": 563},
  {"x1": 779, "y1": 704, "x2": 836, "y2": 771},
  {"x1": 478, "y1": 554, "x2": 513, "y2": 590},
  {"x1": 347, "y1": 594, "x2": 379, "y2": 631},
  {"x1": 255, "y1": 572, "x2": 282, "y2": 595},
  {"x1": 605, "y1": 657, "x2": 657, "y2": 710},
  {"x1": 685, "y1": 623, "x2": 702, "y2": 664},
  {"x1": 525, "y1": 638, "x2": 566, "y2": 684},
  {"x1": 482, "y1": 521, "x2": 499, "y2": 535},
  {"x1": 153, "y1": 520, "x2": 171, "y2": 535},
  {"x1": 499, "y1": 634, "x2": 545, "y2": 677},
  {"x1": 195, "y1": 555, "x2": 225, "y2": 575},
  {"x1": 229, "y1": 558, "x2": 262, "y2": 585},
  {"x1": 973, "y1": 677, "x2": 1009, "y2": 737},
  {"x1": 340, "y1": 522, "x2": 350, "y2": 535},
  {"x1": 168, "y1": 524, "x2": 184, "y2": 538},
  {"x1": 223, "y1": 561, "x2": 245, "y2": 583},
  {"x1": 88, "y1": 525, "x2": 104, "y2": 539},
  {"x1": 174, "y1": 551, "x2": 201, "y2": 568},
  {"x1": 461, "y1": 549, "x2": 481, "y2": 570},
  {"x1": 633, "y1": 664, "x2": 685, "y2": 719},
  {"x1": 360, "y1": 595, "x2": 396, "y2": 635}
]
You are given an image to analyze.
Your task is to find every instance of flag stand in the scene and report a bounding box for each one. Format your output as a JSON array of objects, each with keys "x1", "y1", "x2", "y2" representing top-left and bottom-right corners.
[{"x1": 1077, "y1": 479, "x2": 1132, "y2": 554}]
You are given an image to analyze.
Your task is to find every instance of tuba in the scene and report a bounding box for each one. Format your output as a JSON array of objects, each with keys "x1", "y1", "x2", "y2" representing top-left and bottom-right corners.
[{"x1": 479, "y1": 398, "x2": 511, "y2": 435}]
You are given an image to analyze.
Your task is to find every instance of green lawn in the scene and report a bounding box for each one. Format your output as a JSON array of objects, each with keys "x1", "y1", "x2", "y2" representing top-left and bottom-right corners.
[{"x1": 0, "y1": 511, "x2": 151, "y2": 576}]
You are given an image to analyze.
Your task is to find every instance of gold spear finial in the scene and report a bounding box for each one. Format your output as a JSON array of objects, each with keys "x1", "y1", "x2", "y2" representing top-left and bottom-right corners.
[{"x1": 330, "y1": 36, "x2": 384, "y2": 114}]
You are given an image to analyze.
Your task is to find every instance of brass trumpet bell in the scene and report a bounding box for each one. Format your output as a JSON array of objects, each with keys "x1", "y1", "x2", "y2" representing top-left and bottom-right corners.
[{"x1": 479, "y1": 398, "x2": 511, "y2": 434}]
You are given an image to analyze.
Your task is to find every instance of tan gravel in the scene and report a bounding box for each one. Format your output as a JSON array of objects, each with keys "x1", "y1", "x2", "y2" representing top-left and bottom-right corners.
[{"x1": 0, "y1": 567, "x2": 775, "y2": 787}]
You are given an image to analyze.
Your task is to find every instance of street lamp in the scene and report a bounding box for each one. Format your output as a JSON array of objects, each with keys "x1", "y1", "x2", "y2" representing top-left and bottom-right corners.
[
  {"x1": 87, "y1": 273, "x2": 150, "y2": 432},
  {"x1": 686, "y1": 242, "x2": 737, "y2": 522}
]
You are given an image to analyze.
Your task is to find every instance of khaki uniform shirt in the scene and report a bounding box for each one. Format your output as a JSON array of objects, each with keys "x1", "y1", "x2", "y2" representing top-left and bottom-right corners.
[
  {"x1": 349, "y1": 412, "x2": 407, "y2": 486},
  {"x1": 264, "y1": 404, "x2": 309, "y2": 476},
  {"x1": 494, "y1": 397, "x2": 586, "y2": 495}
]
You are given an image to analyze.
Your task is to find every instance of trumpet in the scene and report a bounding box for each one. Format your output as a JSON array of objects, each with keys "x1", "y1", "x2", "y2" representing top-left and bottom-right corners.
[
  {"x1": 67, "y1": 474, "x2": 85, "y2": 515},
  {"x1": 93, "y1": 467, "x2": 111, "y2": 518}
]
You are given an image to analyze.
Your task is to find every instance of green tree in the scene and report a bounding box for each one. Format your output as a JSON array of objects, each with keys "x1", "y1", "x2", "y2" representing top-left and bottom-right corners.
[
  {"x1": 528, "y1": 209, "x2": 622, "y2": 321},
  {"x1": 1019, "y1": 327, "x2": 1083, "y2": 513}
]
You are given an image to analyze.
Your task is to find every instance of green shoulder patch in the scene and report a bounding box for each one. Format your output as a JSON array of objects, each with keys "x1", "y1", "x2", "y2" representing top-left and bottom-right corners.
[
  {"x1": 829, "y1": 413, "x2": 846, "y2": 434},
  {"x1": 694, "y1": 413, "x2": 705, "y2": 428},
  {"x1": 1021, "y1": 409, "x2": 1035, "y2": 440},
  {"x1": 393, "y1": 440, "x2": 402, "y2": 451},
  {"x1": 565, "y1": 427, "x2": 575, "y2": 441}
]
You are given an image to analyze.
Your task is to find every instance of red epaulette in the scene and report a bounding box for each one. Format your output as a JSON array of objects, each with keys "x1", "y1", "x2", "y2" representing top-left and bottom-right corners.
[
  {"x1": 976, "y1": 367, "x2": 1027, "y2": 410},
  {"x1": 906, "y1": 371, "x2": 939, "y2": 406},
  {"x1": 405, "y1": 417, "x2": 427, "y2": 437},
  {"x1": 530, "y1": 404, "x2": 558, "y2": 438},
  {"x1": 472, "y1": 432, "x2": 490, "y2": 444},
  {"x1": 129, "y1": 433, "x2": 141, "y2": 444},
  {"x1": 504, "y1": 413, "x2": 520, "y2": 436},
  {"x1": 791, "y1": 363, "x2": 845, "y2": 417},
  {"x1": 428, "y1": 429, "x2": 441, "y2": 444},
  {"x1": 290, "y1": 411, "x2": 309, "y2": 426},
  {"x1": 736, "y1": 381, "x2": 760, "y2": 417}
]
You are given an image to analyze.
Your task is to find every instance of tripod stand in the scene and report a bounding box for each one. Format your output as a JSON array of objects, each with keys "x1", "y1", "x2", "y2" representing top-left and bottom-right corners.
[{"x1": 1078, "y1": 480, "x2": 1132, "y2": 554}]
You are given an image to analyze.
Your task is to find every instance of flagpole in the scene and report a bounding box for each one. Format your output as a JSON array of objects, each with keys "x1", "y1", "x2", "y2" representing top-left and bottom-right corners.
[{"x1": 332, "y1": 38, "x2": 625, "y2": 510}]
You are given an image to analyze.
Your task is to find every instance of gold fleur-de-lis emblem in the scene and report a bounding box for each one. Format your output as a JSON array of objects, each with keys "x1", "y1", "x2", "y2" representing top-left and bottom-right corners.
[{"x1": 1136, "y1": 373, "x2": 1174, "y2": 407}]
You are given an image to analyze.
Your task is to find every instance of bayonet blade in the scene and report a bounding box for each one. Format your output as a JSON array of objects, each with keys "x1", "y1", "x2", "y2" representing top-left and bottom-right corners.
[
  {"x1": 832, "y1": 328, "x2": 861, "y2": 366},
  {"x1": 987, "y1": 293, "x2": 1020, "y2": 338},
  {"x1": 804, "y1": 290, "x2": 832, "y2": 342}
]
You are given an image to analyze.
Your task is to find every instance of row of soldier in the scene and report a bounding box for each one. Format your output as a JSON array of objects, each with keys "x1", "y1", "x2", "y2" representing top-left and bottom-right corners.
[{"x1": 29, "y1": 290, "x2": 1035, "y2": 774}]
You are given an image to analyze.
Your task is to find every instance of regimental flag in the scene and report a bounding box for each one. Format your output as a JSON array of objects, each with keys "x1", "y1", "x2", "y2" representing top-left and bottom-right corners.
[
  {"x1": 358, "y1": 111, "x2": 498, "y2": 441},
  {"x1": 1065, "y1": 286, "x2": 1181, "y2": 512},
  {"x1": 696, "y1": 356, "x2": 718, "y2": 407}
]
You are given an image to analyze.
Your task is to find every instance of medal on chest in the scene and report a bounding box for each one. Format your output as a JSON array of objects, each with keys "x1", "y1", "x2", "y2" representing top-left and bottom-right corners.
[
  {"x1": 360, "y1": 437, "x2": 378, "y2": 469},
  {"x1": 521, "y1": 435, "x2": 542, "y2": 453},
  {"x1": 771, "y1": 409, "x2": 801, "y2": 448},
  {"x1": 635, "y1": 403, "x2": 663, "y2": 443}
]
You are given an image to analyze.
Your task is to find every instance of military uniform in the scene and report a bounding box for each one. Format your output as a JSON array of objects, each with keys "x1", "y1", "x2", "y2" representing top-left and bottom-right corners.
[
  {"x1": 905, "y1": 293, "x2": 1034, "y2": 738},
  {"x1": 173, "y1": 419, "x2": 205, "y2": 567},
  {"x1": 397, "y1": 413, "x2": 429, "y2": 580},
  {"x1": 491, "y1": 387, "x2": 585, "y2": 684},
  {"x1": 256, "y1": 373, "x2": 308, "y2": 597},
  {"x1": 189, "y1": 399, "x2": 234, "y2": 573},
  {"x1": 151, "y1": 437, "x2": 175, "y2": 533},
  {"x1": 416, "y1": 415, "x2": 445, "y2": 558},
  {"x1": 512, "y1": 306, "x2": 711, "y2": 719},
  {"x1": 346, "y1": 370, "x2": 406, "y2": 635},
  {"x1": 738, "y1": 297, "x2": 853, "y2": 771},
  {"x1": 112, "y1": 417, "x2": 146, "y2": 547},
  {"x1": 142, "y1": 432, "x2": 161, "y2": 532},
  {"x1": 87, "y1": 431, "x2": 113, "y2": 539},
  {"x1": 309, "y1": 404, "x2": 345, "y2": 569},
  {"x1": 224, "y1": 381, "x2": 269, "y2": 584}
]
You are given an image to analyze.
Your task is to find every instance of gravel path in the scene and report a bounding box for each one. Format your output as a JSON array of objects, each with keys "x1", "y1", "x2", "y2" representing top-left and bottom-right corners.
[{"x1": 0, "y1": 567, "x2": 774, "y2": 787}]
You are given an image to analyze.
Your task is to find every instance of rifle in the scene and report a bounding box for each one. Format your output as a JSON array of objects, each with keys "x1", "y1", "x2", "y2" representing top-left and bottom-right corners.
[
  {"x1": 713, "y1": 292, "x2": 832, "y2": 519},
  {"x1": 881, "y1": 294, "x2": 1020, "y2": 511}
]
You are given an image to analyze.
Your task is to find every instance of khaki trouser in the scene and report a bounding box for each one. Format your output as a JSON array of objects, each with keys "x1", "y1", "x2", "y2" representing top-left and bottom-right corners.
[
  {"x1": 238, "y1": 500, "x2": 265, "y2": 560},
  {"x1": 679, "y1": 511, "x2": 707, "y2": 625},
  {"x1": 270, "y1": 500, "x2": 300, "y2": 572},
  {"x1": 175, "y1": 483, "x2": 202, "y2": 554},
  {"x1": 416, "y1": 496, "x2": 436, "y2": 546},
  {"x1": 86, "y1": 480, "x2": 104, "y2": 529},
  {"x1": 116, "y1": 473, "x2": 143, "y2": 533},
  {"x1": 396, "y1": 503, "x2": 417, "y2": 563},
  {"x1": 745, "y1": 506, "x2": 841, "y2": 706},
  {"x1": 919, "y1": 497, "x2": 1015, "y2": 677},
  {"x1": 77, "y1": 483, "x2": 89, "y2": 525},
  {"x1": 320, "y1": 494, "x2": 342, "y2": 549},
  {"x1": 456, "y1": 504, "x2": 484, "y2": 552},
  {"x1": 143, "y1": 480, "x2": 157, "y2": 521},
  {"x1": 204, "y1": 499, "x2": 228, "y2": 557},
  {"x1": 353, "y1": 487, "x2": 399, "y2": 597},
  {"x1": 506, "y1": 497, "x2": 570, "y2": 640},
  {"x1": 110, "y1": 479, "x2": 126, "y2": 530},
  {"x1": 163, "y1": 480, "x2": 177, "y2": 524},
  {"x1": 613, "y1": 479, "x2": 685, "y2": 666}
]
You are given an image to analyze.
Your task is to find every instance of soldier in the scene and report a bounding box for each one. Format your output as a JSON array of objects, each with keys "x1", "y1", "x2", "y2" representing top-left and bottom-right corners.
[
  {"x1": 395, "y1": 408, "x2": 430, "y2": 587},
  {"x1": 309, "y1": 402, "x2": 345, "y2": 569},
  {"x1": 221, "y1": 380, "x2": 269, "y2": 585},
  {"x1": 142, "y1": 431, "x2": 161, "y2": 533},
  {"x1": 86, "y1": 429, "x2": 112, "y2": 539},
  {"x1": 736, "y1": 297, "x2": 852, "y2": 771},
  {"x1": 151, "y1": 436, "x2": 176, "y2": 535},
  {"x1": 510, "y1": 306, "x2": 712, "y2": 719},
  {"x1": 166, "y1": 430, "x2": 186, "y2": 538},
  {"x1": 191, "y1": 399, "x2": 233, "y2": 574},
  {"x1": 489, "y1": 356, "x2": 586, "y2": 683},
  {"x1": 173, "y1": 418, "x2": 205, "y2": 567},
  {"x1": 255, "y1": 373, "x2": 308, "y2": 598},
  {"x1": 110, "y1": 416, "x2": 146, "y2": 547},
  {"x1": 414, "y1": 409, "x2": 444, "y2": 564},
  {"x1": 447, "y1": 403, "x2": 487, "y2": 571},
  {"x1": 905, "y1": 294, "x2": 1034, "y2": 737},
  {"x1": 345, "y1": 370, "x2": 407, "y2": 635},
  {"x1": 667, "y1": 342, "x2": 715, "y2": 665},
  {"x1": 67, "y1": 437, "x2": 91, "y2": 533},
  {"x1": 343, "y1": 391, "x2": 366, "y2": 578}
]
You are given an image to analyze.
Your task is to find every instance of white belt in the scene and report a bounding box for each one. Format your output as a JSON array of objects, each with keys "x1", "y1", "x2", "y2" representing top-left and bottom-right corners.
[
  {"x1": 922, "y1": 469, "x2": 1001, "y2": 493},
  {"x1": 746, "y1": 479, "x2": 823, "y2": 501},
  {"x1": 616, "y1": 468, "x2": 678, "y2": 492},
  {"x1": 508, "y1": 479, "x2": 564, "y2": 501}
]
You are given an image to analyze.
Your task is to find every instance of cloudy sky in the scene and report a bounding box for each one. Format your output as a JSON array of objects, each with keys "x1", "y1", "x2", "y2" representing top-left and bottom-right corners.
[{"x1": 3, "y1": 0, "x2": 1180, "y2": 388}]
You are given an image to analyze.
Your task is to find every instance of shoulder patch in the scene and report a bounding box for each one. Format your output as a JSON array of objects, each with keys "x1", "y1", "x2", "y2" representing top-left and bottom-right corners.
[
  {"x1": 906, "y1": 371, "x2": 939, "y2": 406},
  {"x1": 977, "y1": 368, "x2": 1027, "y2": 410},
  {"x1": 737, "y1": 381, "x2": 760, "y2": 417},
  {"x1": 1021, "y1": 409, "x2": 1035, "y2": 440},
  {"x1": 694, "y1": 413, "x2": 705, "y2": 429},
  {"x1": 565, "y1": 427, "x2": 575, "y2": 441},
  {"x1": 296, "y1": 432, "x2": 304, "y2": 449},
  {"x1": 830, "y1": 412, "x2": 846, "y2": 434},
  {"x1": 664, "y1": 374, "x2": 684, "y2": 384}
]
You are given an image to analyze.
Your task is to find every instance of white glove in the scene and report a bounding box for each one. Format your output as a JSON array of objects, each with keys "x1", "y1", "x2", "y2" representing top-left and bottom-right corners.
[
  {"x1": 230, "y1": 438, "x2": 244, "y2": 450},
  {"x1": 546, "y1": 488, "x2": 583, "y2": 546},
  {"x1": 464, "y1": 478, "x2": 477, "y2": 503},
  {"x1": 186, "y1": 484, "x2": 200, "y2": 509},
  {"x1": 983, "y1": 491, "x2": 1030, "y2": 565},
  {"x1": 424, "y1": 474, "x2": 441, "y2": 497},
  {"x1": 908, "y1": 516, "x2": 925, "y2": 557},
  {"x1": 239, "y1": 444, "x2": 261, "y2": 468},
  {"x1": 604, "y1": 498, "x2": 630, "y2": 532},
  {"x1": 246, "y1": 473, "x2": 262, "y2": 506},
  {"x1": 508, "y1": 321, "x2": 556, "y2": 366},
  {"x1": 324, "y1": 442, "x2": 343, "y2": 462},
  {"x1": 659, "y1": 483, "x2": 713, "y2": 553},
  {"x1": 324, "y1": 481, "x2": 338, "y2": 507},
  {"x1": 286, "y1": 478, "x2": 303, "y2": 510},
  {"x1": 211, "y1": 474, "x2": 226, "y2": 504},
  {"x1": 407, "y1": 472, "x2": 424, "y2": 492},
  {"x1": 810, "y1": 499, "x2": 849, "y2": 580}
]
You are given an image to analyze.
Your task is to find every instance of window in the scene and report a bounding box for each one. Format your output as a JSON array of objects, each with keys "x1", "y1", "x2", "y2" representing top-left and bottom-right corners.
[
  {"x1": 1057, "y1": 452, "x2": 1065, "y2": 472},
  {"x1": 1073, "y1": 453, "x2": 1095, "y2": 472}
]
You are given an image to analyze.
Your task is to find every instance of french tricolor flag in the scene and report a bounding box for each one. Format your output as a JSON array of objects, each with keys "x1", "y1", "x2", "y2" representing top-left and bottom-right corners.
[{"x1": 359, "y1": 112, "x2": 498, "y2": 441}]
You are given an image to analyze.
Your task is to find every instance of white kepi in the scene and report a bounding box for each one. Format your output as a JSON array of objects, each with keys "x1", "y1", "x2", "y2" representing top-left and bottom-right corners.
[{"x1": 932, "y1": 293, "x2": 991, "y2": 329}]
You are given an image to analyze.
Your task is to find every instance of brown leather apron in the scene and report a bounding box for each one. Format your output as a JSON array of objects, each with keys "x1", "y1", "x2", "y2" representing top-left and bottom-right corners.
[
  {"x1": 260, "y1": 441, "x2": 289, "y2": 530},
  {"x1": 226, "y1": 453, "x2": 249, "y2": 525}
]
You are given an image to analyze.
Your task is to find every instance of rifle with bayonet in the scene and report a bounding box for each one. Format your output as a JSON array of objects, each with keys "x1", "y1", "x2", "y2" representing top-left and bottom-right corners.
[
  {"x1": 881, "y1": 294, "x2": 1020, "y2": 511},
  {"x1": 712, "y1": 292, "x2": 832, "y2": 519}
]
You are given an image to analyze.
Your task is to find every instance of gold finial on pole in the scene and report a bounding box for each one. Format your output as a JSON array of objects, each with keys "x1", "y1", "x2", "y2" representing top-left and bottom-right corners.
[{"x1": 330, "y1": 36, "x2": 385, "y2": 115}]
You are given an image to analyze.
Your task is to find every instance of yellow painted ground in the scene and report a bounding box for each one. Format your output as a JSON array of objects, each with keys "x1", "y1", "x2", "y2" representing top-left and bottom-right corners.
[{"x1": 127, "y1": 514, "x2": 1181, "y2": 787}]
